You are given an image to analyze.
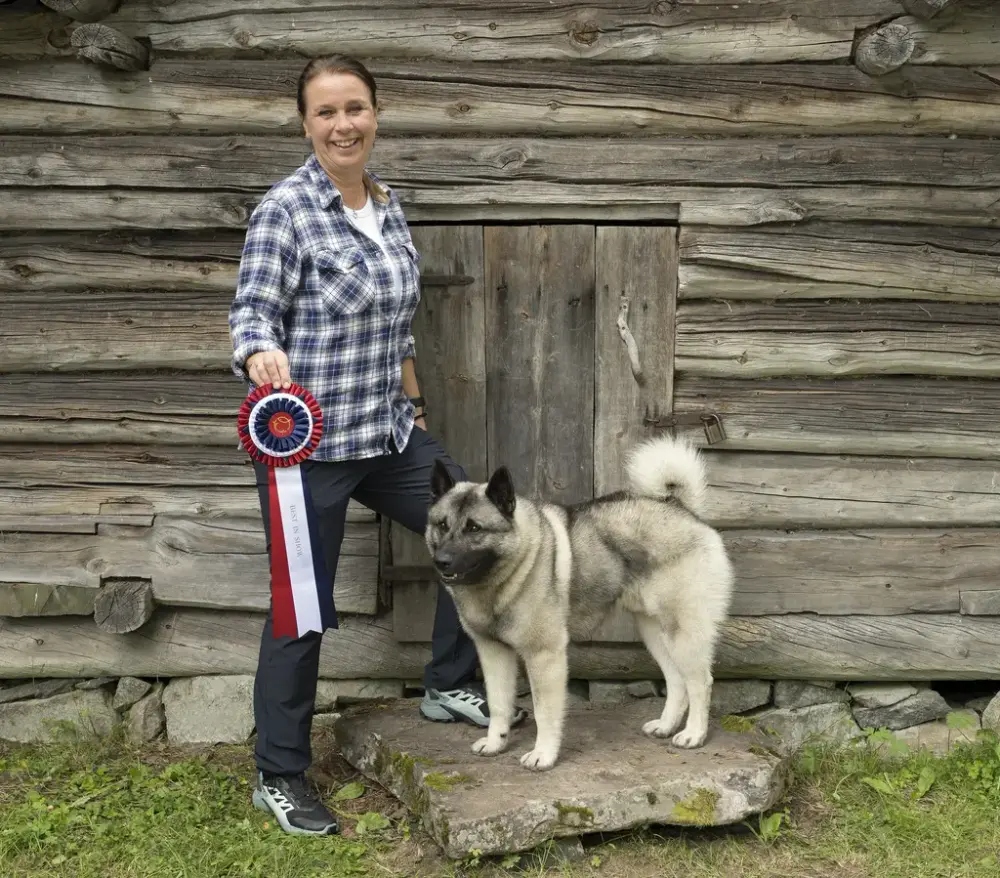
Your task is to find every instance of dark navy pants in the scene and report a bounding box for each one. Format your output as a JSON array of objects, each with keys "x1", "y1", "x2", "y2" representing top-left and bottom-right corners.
[{"x1": 251, "y1": 427, "x2": 477, "y2": 776}]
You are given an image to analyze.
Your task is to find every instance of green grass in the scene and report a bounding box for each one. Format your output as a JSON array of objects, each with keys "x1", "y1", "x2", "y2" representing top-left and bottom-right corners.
[{"x1": 1, "y1": 721, "x2": 999, "y2": 878}]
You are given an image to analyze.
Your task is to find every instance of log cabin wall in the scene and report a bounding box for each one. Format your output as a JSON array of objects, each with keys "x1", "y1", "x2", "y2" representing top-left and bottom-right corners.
[{"x1": 0, "y1": 0, "x2": 999, "y2": 682}]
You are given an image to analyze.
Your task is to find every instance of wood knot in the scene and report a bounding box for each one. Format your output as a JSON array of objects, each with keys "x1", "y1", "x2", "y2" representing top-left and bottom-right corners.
[
  {"x1": 570, "y1": 20, "x2": 600, "y2": 46},
  {"x1": 12, "y1": 263, "x2": 35, "y2": 278},
  {"x1": 46, "y1": 26, "x2": 72, "y2": 51},
  {"x1": 651, "y1": 0, "x2": 677, "y2": 13},
  {"x1": 495, "y1": 147, "x2": 527, "y2": 171},
  {"x1": 234, "y1": 29, "x2": 252, "y2": 48}
]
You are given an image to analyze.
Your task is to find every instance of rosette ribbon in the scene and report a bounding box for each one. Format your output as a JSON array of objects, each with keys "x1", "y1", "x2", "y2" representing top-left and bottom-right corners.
[{"x1": 237, "y1": 383, "x2": 337, "y2": 639}]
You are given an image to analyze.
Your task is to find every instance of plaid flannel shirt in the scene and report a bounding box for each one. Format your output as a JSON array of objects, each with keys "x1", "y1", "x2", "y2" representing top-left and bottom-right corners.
[{"x1": 229, "y1": 154, "x2": 421, "y2": 461}]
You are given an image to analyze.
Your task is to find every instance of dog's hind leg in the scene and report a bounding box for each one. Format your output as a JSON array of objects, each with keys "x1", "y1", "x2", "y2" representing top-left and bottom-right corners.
[
  {"x1": 520, "y1": 643, "x2": 568, "y2": 771},
  {"x1": 470, "y1": 636, "x2": 520, "y2": 757},
  {"x1": 664, "y1": 621, "x2": 715, "y2": 749},
  {"x1": 635, "y1": 614, "x2": 689, "y2": 740}
]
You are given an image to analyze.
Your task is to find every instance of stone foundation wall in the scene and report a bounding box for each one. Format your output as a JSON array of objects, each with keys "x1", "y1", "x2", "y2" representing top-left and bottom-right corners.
[{"x1": 1, "y1": 676, "x2": 998, "y2": 757}]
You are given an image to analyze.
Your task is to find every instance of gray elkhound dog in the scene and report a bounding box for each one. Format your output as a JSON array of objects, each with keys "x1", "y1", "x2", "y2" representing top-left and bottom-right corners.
[{"x1": 426, "y1": 434, "x2": 734, "y2": 771}]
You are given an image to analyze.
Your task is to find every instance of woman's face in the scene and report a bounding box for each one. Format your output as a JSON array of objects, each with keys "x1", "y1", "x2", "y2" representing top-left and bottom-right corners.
[{"x1": 301, "y1": 71, "x2": 378, "y2": 179}]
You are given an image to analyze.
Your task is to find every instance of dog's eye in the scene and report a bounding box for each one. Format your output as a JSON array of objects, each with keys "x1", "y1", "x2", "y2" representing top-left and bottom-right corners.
[{"x1": 464, "y1": 520, "x2": 481, "y2": 533}]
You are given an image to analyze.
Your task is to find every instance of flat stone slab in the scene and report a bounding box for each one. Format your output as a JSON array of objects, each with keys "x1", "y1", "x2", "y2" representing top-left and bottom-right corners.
[{"x1": 334, "y1": 699, "x2": 788, "y2": 859}]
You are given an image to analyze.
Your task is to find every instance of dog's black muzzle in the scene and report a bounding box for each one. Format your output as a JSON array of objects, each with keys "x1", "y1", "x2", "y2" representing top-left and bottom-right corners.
[{"x1": 432, "y1": 548, "x2": 499, "y2": 586}]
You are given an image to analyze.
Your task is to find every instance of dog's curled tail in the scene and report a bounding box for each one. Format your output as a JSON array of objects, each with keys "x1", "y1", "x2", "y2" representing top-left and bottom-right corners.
[{"x1": 624, "y1": 434, "x2": 708, "y2": 515}]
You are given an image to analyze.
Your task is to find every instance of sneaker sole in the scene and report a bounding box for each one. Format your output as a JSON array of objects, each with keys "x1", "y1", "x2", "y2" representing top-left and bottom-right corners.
[{"x1": 252, "y1": 788, "x2": 338, "y2": 836}]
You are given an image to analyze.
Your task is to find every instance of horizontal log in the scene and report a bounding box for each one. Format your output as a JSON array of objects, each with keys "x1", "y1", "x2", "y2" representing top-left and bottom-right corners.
[
  {"x1": 0, "y1": 443, "x2": 249, "y2": 486},
  {"x1": 0, "y1": 229, "x2": 477, "y2": 296},
  {"x1": 10, "y1": 134, "x2": 1000, "y2": 190},
  {"x1": 0, "y1": 9, "x2": 69, "y2": 59},
  {"x1": 0, "y1": 486, "x2": 377, "y2": 531},
  {"x1": 700, "y1": 451, "x2": 1000, "y2": 528},
  {"x1": 0, "y1": 583, "x2": 98, "y2": 617},
  {"x1": 675, "y1": 300, "x2": 1000, "y2": 377},
  {"x1": 0, "y1": 185, "x2": 682, "y2": 227},
  {"x1": 1, "y1": 289, "x2": 233, "y2": 371},
  {"x1": 5, "y1": 609, "x2": 1000, "y2": 680},
  {"x1": 0, "y1": 372, "x2": 244, "y2": 445},
  {"x1": 725, "y1": 528, "x2": 1000, "y2": 617},
  {"x1": 7, "y1": 183, "x2": 1000, "y2": 228},
  {"x1": 0, "y1": 231, "x2": 242, "y2": 294},
  {"x1": 679, "y1": 223, "x2": 1000, "y2": 302},
  {"x1": 0, "y1": 445, "x2": 375, "y2": 524},
  {"x1": 97, "y1": 0, "x2": 899, "y2": 63},
  {"x1": 5, "y1": 446, "x2": 995, "y2": 531},
  {"x1": 5, "y1": 373, "x2": 1000, "y2": 459},
  {"x1": 960, "y1": 590, "x2": 1000, "y2": 615},
  {"x1": 7, "y1": 264, "x2": 1000, "y2": 378},
  {"x1": 396, "y1": 527, "x2": 1000, "y2": 627},
  {"x1": 673, "y1": 376, "x2": 1000, "y2": 459},
  {"x1": 4, "y1": 219, "x2": 999, "y2": 308},
  {"x1": 4, "y1": 60, "x2": 1000, "y2": 137},
  {"x1": 11, "y1": 2, "x2": 1000, "y2": 67},
  {"x1": 900, "y1": 4, "x2": 1000, "y2": 65},
  {"x1": 0, "y1": 610, "x2": 431, "y2": 679},
  {"x1": 0, "y1": 515, "x2": 380, "y2": 615}
]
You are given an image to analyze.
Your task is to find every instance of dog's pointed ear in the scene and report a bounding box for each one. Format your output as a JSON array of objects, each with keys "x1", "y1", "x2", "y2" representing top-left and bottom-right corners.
[
  {"x1": 485, "y1": 466, "x2": 516, "y2": 519},
  {"x1": 431, "y1": 458, "x2": 456, "y2": 501}
]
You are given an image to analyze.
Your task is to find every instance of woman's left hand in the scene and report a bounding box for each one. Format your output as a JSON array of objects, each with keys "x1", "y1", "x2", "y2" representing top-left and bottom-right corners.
[{"x1": 414, "y1": 415, "x2": 427, "y2": 431}]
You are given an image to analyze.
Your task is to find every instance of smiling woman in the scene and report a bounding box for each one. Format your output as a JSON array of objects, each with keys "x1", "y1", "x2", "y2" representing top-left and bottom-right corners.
[
  {"x1": 226, "y1": 53, "x2": 511, "y2": 838},
  {"x1": 298, "y1": 60, "x2": 379, "y2": 199}
]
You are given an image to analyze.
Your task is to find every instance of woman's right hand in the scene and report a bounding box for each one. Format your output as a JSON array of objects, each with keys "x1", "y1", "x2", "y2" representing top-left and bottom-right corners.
[{"x1": 246, "y1": 349, "x2": 292, "y2": 390}]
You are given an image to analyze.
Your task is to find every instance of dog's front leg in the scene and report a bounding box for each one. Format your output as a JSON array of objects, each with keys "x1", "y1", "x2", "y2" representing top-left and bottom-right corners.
[
  {"x1": 469, "y1": 636, "x2": 519, "y2": 757},
  {"x1": 520, "y1": 643, "x2": 568, "y2": 771}
]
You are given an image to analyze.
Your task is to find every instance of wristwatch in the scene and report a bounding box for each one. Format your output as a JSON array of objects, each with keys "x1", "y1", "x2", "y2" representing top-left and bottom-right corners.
[{"x1": 409, "y1": 396, "x2": 426, "y2": 418}]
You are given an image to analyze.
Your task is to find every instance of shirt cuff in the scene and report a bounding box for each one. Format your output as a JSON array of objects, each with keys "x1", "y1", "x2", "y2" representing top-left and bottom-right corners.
[{"x1": 231, "y1": 340, "x2": 281, "y2": 383}]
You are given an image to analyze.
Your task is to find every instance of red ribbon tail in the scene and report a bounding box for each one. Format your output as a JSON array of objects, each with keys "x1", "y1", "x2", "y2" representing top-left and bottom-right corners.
[{"x1": 267, "y1": 467, "x2": 297, "y2": 638}]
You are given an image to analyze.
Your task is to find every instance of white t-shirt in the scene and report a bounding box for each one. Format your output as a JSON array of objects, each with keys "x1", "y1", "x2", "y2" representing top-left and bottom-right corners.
[{"x1": 344, "y1": 195, "x2": 402, "y2": 303}]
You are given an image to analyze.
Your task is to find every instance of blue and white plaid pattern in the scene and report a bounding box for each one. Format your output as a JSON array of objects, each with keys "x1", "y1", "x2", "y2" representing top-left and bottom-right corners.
[{"x1": 229, "y1": 155, "x2": 421, "y2": 461}]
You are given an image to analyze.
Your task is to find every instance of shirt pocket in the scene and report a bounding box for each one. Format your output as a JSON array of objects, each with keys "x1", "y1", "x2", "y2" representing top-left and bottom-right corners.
[{"x1": 312, "y1": 248, "x2": 377, "y2": 316}]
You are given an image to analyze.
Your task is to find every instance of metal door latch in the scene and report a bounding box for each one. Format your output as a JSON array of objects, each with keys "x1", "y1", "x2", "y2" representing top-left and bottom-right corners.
[{"x1": 643, "y1": 410, "x2": 727, "y2": 445}]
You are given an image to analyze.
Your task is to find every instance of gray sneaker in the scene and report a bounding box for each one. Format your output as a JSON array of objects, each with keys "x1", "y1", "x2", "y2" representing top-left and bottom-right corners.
[
  {"x1": 419, "y1": 683, "x2": 528, "y2": 728},
  {"x1": 251, "y1": 771, "x2": 339, "y2": 836}
]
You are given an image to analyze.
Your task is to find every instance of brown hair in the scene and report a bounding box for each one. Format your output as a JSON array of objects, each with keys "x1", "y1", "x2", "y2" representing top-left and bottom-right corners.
[{"x1": 296, "y1": 54, "x2": 378, "y2": 117}]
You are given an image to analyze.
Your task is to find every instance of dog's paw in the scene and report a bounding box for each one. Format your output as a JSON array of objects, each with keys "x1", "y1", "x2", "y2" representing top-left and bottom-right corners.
[
  {"x1": 471, "y1": 735, "x2": 507, "y2": 756},
  {"x1": 671, "y1": 727, "x2": 707, "y2": 749},
  {"x1": 642, "y1": 718, "x2": 679, "y2": 738},
  {"x1": 519, "y1": 748, "x2": 557, "y2": 771}
]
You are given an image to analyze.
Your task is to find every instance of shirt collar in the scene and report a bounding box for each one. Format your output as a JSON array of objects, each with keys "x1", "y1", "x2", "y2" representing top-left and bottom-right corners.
[{"x1": 306, "y1": 154, "x2": 391, "y2": 210}]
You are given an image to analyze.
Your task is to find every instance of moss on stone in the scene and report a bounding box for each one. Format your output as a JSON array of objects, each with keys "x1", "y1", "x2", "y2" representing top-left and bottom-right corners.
[
  {"x1": 720, "y1": 714, "x2": 757, "y2": 733},
  {"x1": 554, "y1": 802, "x2": 594, "y2": 825},
  {"x1": 670, "y1": 788, "x2": 720, "y2": 825},
  {"x1": 424, "y1": 772, "x2": 474, "y2": 791}
]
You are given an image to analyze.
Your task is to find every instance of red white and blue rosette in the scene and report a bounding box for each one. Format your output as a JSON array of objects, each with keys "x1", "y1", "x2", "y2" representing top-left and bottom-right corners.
[{"x1": 237, "y1": 383, "x2": 337, "y2": 639}]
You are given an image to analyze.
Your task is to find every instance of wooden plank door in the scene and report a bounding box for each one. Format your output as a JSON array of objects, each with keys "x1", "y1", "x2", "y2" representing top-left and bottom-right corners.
[
  {"x1": 389, "y1": 223, "x2": 679, "y2": 643},
  {"x1": 386, "y1": 225, "x2": 487, "y2": 641},
  {"x1": 485, "y1": 225, "x2": 595, "y2": 504},
  {"x1": 594, "y1": 227, "x2": 678, "y2": 494}
]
